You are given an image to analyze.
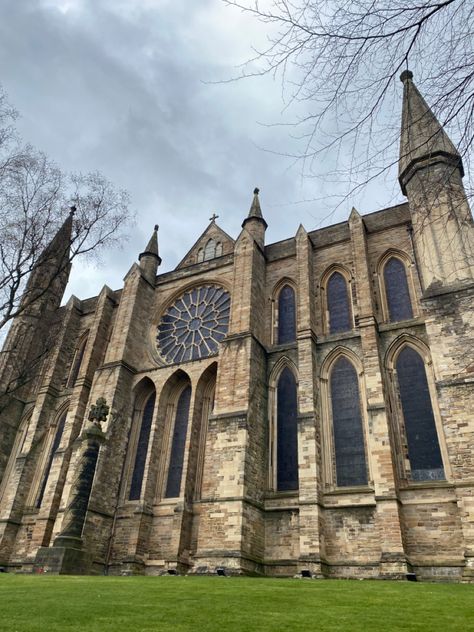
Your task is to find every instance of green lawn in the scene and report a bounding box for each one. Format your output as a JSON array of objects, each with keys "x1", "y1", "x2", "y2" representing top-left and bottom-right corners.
[{"x1": 0, "y1": 575, "x2": 473, "y2": 631}]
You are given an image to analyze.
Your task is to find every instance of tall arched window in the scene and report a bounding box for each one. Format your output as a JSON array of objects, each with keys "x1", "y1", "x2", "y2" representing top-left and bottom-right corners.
[
  {"x1": 396, "y1": 346, "x2": 444, "y2": 481},
  {"x1": 215, "y1": 242, "x2": 223, "y2": 257},
  {"x1": 67, "y1": 333, "x2": 88, "y2": 388},
  {"x1": 383, "y1": 257, "x2": 413, "y2": 322},
  {"x1": 277, "y1": 285, "x2": 296, "y2": 344},
  {"x1": 129, "y1": 391, "x2": 156, "y2": 500},
  {"x1": 36, "y1": 409, "x2": 67, "y2": 508},
  {"x1": 276, "y1": 367, "x2": 299, "y2": 491},
  {"x1": 330, "y1": 357, "x2": 367, "y2": 487},
  {"x1": 165, "y1": 385, "x2": 192, "y2": 498},
  {"x1": 327, "y1": 272, "x2": 352, "y2": 334},
  {"x1": 0, "y1": 412, "x2": 31, "y2": 504}
]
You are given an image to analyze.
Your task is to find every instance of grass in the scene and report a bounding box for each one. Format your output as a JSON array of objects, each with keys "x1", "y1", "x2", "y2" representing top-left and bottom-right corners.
[{"x1": 0, "y1": 575, "x2": 473, "y2": 631}]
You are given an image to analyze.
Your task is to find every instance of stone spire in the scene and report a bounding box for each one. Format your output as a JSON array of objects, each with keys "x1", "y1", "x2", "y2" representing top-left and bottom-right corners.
[
  {"x1": 22, "y1": 207, "x2": 74, "y2": 311},
  {"x1": 139, "y1": 224, "x2": 161, "y2": 283},
  {"x1": 399, "y1": 70, "x2": 463, "y2": 195},
  {"x1": 242, "y1": 187, "x2": 268, "y2": 229}
]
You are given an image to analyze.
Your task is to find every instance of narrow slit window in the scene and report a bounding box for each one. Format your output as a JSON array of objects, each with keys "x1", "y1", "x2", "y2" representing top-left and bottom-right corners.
[
  {"x1": 396, "y1": 347, "x2": 444, "y2": 481},
  {"x1": 327, "y1": 272, "x2": 351, "y2": 334},
  {"x1": 165, "y1": 385, "x2": 192, "y2": 498},
  {"x1": 384, "y1": 257, "x2": 413, "y2": 322},
  {"x1": 330, "y1": 358, "x2": 367, "y2": 487},
  {"x1": 129, "y1": 392, "x2": 156, "y2": 500},
  {"x1": 276, "y1": 367, "x2": 299, "y2": 491}
]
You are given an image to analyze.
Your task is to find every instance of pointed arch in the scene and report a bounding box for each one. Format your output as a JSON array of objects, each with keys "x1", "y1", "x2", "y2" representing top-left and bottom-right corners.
[
  {"x1": 33, "y1": 402, "x2": 69, "y2": 509},
  {"x1": 320, "y1": 348, "x2": 369, "y2": 489},
  {"x1": 215, "y1": 242, "x2": 223, "y2": 257},
  {"x1": 191, "y1": 362, "x2": 218, "y2": 502},
  {"x1": 377, "y1": 250, "x2": 416, "y2": 323},
  {"x1": 272, "y1": 278, "x2": 297, "y2": 345},
  {"x1": 152, "y1": 369, "x2": 193, "y2": 500},
  {"x1": 126, "y1": 377, "x2": 157, "y2": 501},
  {"x1": 0, "y1": 408, "x2": 33, "y2": 504},
  {"x1": 67, "y1": 330, "x2": 89, "y2": 388},
  {"x1": 268, "y1": 357, "x2": 299, "y2": 492},
  {"x1": 320, "y1": 264, "x2": 354, "y2": 335},
  {"x1": 385, "y1": 336, "x2": 448, "y2": 483}
]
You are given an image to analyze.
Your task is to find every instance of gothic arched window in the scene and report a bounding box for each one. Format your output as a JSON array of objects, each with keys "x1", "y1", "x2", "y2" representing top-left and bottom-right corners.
[
  {"x1": 215, "y1": 242, "x2": 223, "y2": 257},
  {"x1": 277, "y1": 285, "x2": 296, "y2": 344},
  {"x1": 330, "y1": 357, "x2": 367, "y2": 487},
  {"x1": 165, "y1": 385, "x2": 192, "y2": 498},
  {"x1": 396, "y1": 346, "x2": 444, "y2": 481},
  {"x1": 36, "y1": 409, "x2": 67, "y2": 508},
  {"x1": 383, "y1": 257, "x2": 413, "y2": 322},
  {"x1": 129, "y1": 391, "x2": 156, "y2": 500},
  {"x1": 276, "y1": 367, "x2": 299, "y2": 491},
  {"x1": 327, "y1": 272, "x2": 352, "y2": 334}
]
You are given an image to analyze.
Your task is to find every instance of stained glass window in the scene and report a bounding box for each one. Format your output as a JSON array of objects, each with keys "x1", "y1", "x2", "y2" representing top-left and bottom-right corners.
[
  {"x1": 384, "y1": 257, "x2": 413, "y2": 322},
  {"x1": 36, "y1": 410, "x2": 67, "y2": 508},
  {"x1": 330, "y1": 358, "x2": 367, "y2": 487},
  {"x1": 396, "y1": 347, "x2": 444, "y2": 481},
  {"x1": 278, "y1": 285, "x2": 296, "y2": 344},
  {"x1": 276, "y1": 367, "x2": 299, "y2": 491},
  {"x1": 165, "y1": 385, "x2": 192, "y2": 498},
  {"x1": 157, "y1": 286, "x2": 231, "y2": 364},
  {"x1": 129, "y1": 392, "x2": 156, "y2": 500},
  {"x1": 327, "y1": 272, "x2": 351, "y2": 334}
]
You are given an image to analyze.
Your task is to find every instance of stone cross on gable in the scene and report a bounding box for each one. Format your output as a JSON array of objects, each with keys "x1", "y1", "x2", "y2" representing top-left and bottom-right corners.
[
  {"x1": 209, "y1": 213, "x2": 219, "y2": 222},
  {"x1": 88, "y1": 397, "x2": 110, "y2": 425}
]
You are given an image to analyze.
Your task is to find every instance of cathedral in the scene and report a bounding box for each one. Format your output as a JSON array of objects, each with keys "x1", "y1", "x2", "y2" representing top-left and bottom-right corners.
[{"x1": 0, "y1": 72, "x2": 473, "y2": 581}]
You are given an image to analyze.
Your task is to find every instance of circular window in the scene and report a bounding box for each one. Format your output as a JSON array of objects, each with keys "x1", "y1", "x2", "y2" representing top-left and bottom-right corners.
[{"x1": 157, "y1": 285, "x2": 231, "y2": 364}]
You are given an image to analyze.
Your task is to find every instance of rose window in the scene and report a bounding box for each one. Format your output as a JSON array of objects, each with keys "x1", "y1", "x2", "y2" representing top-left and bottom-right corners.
[{"x1": 157, "y1": 285, "x2": 231, "y2": 364}]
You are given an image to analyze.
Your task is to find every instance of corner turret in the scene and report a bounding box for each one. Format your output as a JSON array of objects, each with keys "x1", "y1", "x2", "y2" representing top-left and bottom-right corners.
[
  {"x1": 242, "y1": 188, "x2": 267, "y2": 248},
  {"x1": 139, "y1": 224, "x2": 161, "y2": 284}
]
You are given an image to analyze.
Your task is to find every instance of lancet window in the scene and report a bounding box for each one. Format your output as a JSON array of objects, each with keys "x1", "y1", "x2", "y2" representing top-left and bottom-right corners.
[
  {"x1": 330, "y1": 357, "x2": 368, "y2": 487},
  {"x1": 36, "y1": 409, "x2": 68, "y2": 508},
  {"x1": 273, "y1": 366, "x2": 299, "y2": 491},
  {"x1": 327, "y1": 271, "x2": 352, "y2": 334},
  {"x1": 129, "y1": 391, "x2": 156, "y2": 500},
  {"x1": 165, "y1": 385, "x2": 192, "y2": 498},
  {"x1": 383, "y1": 257, "x2": 413, "y2": 322},
  {"x1": 277, "y1": 284, "x2": 296, "y2": 344}
]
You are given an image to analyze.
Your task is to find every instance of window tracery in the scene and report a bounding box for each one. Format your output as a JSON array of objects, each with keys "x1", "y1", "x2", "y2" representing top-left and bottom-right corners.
[{"x1": 157, "y1": 286, "x2": 230, "y2": 364}]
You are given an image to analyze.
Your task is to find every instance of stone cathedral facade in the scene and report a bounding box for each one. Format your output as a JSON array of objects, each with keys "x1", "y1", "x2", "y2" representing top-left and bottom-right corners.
[{"x1": 1, "y1": 72, "x2": 474, "y2": 581}]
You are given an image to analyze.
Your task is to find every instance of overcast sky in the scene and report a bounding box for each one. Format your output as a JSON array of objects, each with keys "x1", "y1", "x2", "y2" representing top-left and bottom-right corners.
[{"x1": 0, "y1": 0, "x2": 406, "y2": 301}]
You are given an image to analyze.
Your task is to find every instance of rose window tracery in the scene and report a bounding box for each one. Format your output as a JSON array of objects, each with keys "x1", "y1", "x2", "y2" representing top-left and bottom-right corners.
[{"x1": 157, "y1": 285, "x2": 230, "y2": 364}]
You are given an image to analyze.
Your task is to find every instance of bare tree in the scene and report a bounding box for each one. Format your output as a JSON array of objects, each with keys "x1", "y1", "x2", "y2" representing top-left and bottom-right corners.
[
  {"x1": 0, "y1": 86, "x2": 131, "y2": 336},
  {"x1": 223, "y1": 0, "x2": 474, "y2": 205}
]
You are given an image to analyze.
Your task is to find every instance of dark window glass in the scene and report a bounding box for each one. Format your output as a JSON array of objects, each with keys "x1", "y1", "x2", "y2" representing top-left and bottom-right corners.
[
  {"x1": 129, "y1": 392, "x2": 156, "y2": 500},
  {"x1": 278, "y1": 285, "x2": 296, "y2": 344},
  {"x1": 276, "y1": 367, "x2": 299, "y2": 491},
  {"x1": 396, "y1": 347, "x2": 444, "y2": 481},
  {"x1": 36, "y1": 410, "x2": 67, "y2": 508},
  {"x1": 384, "y1": 257, "x2": 413, "y2": 322},
  {"x1": 327, "y1": 272, "x2": 351, "y2": 334},
  {"x1": 330, "y1": 358, "x2": 367, "y2": 487},
  {"x1": 165, "y1": 385, "x2": 192, "y2": 498}
]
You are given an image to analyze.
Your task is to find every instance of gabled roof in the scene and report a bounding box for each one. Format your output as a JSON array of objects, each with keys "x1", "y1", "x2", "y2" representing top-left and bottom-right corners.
[{"x1": 176, "y1": 220, "x2": 235, "y2": 269}]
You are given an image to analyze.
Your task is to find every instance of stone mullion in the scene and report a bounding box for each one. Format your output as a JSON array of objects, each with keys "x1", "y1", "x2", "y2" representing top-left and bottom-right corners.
[{"x1": 349, "y1": 211, "x2": 407, "y2": 577}]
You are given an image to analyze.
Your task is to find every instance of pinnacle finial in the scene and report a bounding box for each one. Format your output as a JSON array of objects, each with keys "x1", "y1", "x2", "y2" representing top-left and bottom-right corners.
[
  {"x1": 400, "y1": 70, "x2": 413, "y2": 83},
  {"x1": 253, "y1": 187, "x2": 259, "y2": 195},
  {"x1": 69, "y1": 205, "x2": 76, "y2": 216},
  {"x1": 154, "y1": 224, "x2": 159, "y2": 231}
]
